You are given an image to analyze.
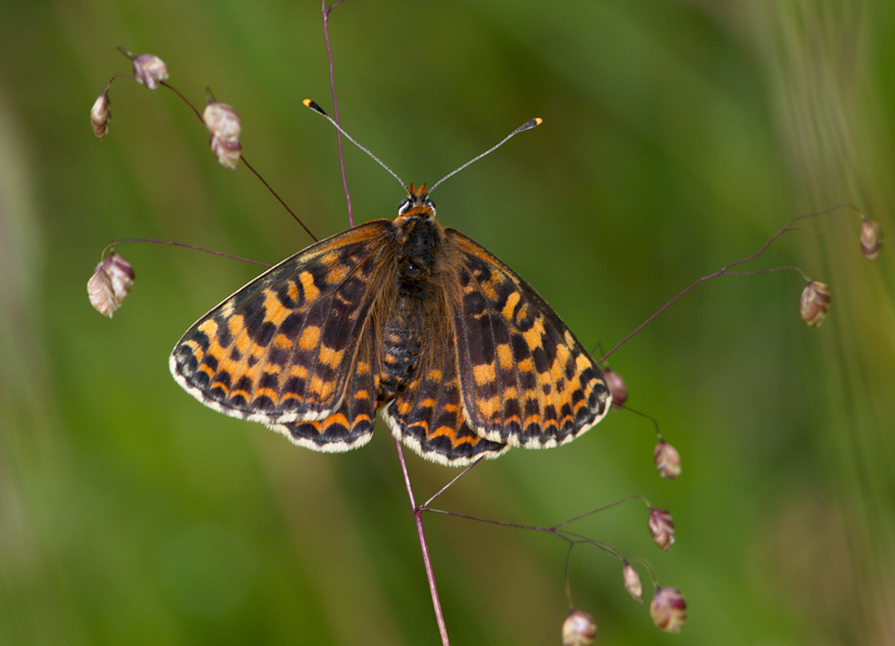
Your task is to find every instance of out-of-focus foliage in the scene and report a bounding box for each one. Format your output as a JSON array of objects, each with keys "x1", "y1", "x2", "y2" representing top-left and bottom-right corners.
[{"x1": 2, "y1": 1, "x2": 893, "y2": 644}]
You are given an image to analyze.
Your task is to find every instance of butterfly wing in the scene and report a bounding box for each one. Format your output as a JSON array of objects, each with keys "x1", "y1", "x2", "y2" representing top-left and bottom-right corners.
[
  {"x1": 268, "y1": 328, "x2": 381, "y2": 451},
  {"x1": 382, "y1": 333, "x2": 510, "y2": 466},
  {"x1": 170, "y1": 220, "x2": 395, "y2": 432},
  {"x1": 444, "y1": 228, "x2": 611, "y2": 448}
]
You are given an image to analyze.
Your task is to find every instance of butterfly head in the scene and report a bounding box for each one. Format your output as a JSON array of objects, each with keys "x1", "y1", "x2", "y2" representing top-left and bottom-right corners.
[{"x1": 397, "y1": 183, "x2": 436, "y2": 222}]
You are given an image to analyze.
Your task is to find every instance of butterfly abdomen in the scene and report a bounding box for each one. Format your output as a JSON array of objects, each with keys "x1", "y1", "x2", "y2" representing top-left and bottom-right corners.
[{"x1": 379, "y1": 308, "x2": 423, "y2": 403}]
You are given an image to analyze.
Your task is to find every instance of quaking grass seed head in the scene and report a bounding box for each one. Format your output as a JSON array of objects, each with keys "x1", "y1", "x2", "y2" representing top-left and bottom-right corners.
[
  {"x1": 648, "y1": 508, "x2": 675, "y2": 550},
  {"x1": 800, "y1": 280, "x2": 831, "y2": 327},
  {"x1": 860, "y1": 218, "x2": 883, "y2": 260},
  {"x1": 132, "y1": 53, "x2": 169, "y2": 90},
  {"x1": 603, "y1": 367, "x2": 628, "y2": 409},
  {"x1": 623, "y1": 562, "x2": 644, "y2": 602},
  {"x1": 90, "y1": 92, "x2": 111, "y2": 139},
  {"x1": 654, "y1": 440, "x2": 681, "y2": 480},
  {"x1": 562, "y1": 610, "x2": 596, "y2": 646},
  {"x1": 650, "y1": 587, "x2": 686, "y2": 633},
  {"x1": 87, "y1": 253, "x2": 134, "y2": 318},
  {"x1": 204, "y1": 102, "x2": 242, "y2": 168}
]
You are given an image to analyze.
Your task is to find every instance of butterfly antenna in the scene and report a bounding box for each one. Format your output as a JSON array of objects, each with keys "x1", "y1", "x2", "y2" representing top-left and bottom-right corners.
[
  {"x1": 428, "y1": 117, "x2": 542, "y2": 194},
  {"x1": 303, "y1": 99, "x2": 407, "y2": 191}
]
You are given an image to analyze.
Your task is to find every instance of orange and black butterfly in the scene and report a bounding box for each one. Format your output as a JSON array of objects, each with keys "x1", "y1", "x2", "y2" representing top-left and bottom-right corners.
[{"x1": 170, "y1": 118, "x2": 611, "y2": 466}]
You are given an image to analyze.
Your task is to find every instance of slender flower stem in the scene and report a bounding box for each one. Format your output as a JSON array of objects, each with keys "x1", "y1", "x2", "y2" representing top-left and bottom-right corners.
[
  {"x1": 421, "y1": 495, "x2": 641, "y2": 535},
  {"x1": 157, "y1": 81, "x2": 318, "y2": 241},
  {"x1": 322, "y1": 0, "x2": 354, "y2": 227},
  {"x1": 323, "y1": 3, "x2": 443, "y2": 642},
  {"x1": 599, "y1": 205, "x2": 849, "y2": 363},
  {"x1": 101, "y1": 238, "x2": 272, "y2": 267},
  {"x1": 563, "y1": 543, "x2": 576, "y2": 608},
  {"x1": 395, "y1": 439, "x2": 451, "y2": 646},
  {"x1": 420, "y1": 506, "x2": 629, "y2": 563},
  {"x1": 240, "y1": 155, "x2": 318, "y2": 241},
  {"x1": 422, "y1": 457, "x2": 483, "y2": 509}
]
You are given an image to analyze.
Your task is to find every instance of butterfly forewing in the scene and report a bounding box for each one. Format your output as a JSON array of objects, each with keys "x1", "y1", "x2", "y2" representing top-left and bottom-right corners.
[
  {"x1": 170, "y1": 220, "x2": 395, "y2": 426},
  {"x1": 445, "y1": 229, "x2": 611, "y2": 447}
]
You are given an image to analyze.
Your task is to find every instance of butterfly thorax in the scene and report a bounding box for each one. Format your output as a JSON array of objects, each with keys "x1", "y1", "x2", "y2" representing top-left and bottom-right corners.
[
  {"x1": 379, "y1": 186, "x2": 447, "y2": 402},
  {"x1": 392, "y1": 193, "x2": 441, "y2": 293}
]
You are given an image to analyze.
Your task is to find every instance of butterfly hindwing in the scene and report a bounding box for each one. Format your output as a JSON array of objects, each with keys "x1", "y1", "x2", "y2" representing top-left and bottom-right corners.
[
  {"x1": 170, "y1": 220, "x2": 394, "y2": 427},
  {"x1": 267, "y1": 329, "x2": 380, "y2": 451},
  {"x1": 382, "y1": 337, "x2": 510, "y2": 466},
  {"x1": 445, "y1": 229, "x2": 611, "y2": 448}
]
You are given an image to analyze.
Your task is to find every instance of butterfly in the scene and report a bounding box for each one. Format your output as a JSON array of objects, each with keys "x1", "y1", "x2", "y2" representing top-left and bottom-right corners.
[{"x1": 169, "y1": 183, "x2": 611, "y2": 466}]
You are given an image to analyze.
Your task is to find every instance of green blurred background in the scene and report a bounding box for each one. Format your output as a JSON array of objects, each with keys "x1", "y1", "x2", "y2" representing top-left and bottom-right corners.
[{"x1": 2, "y1": 1, "x2": 894, "y2": 644}]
